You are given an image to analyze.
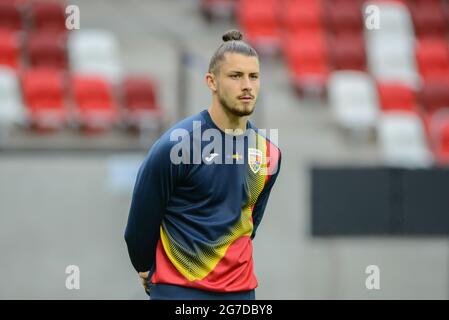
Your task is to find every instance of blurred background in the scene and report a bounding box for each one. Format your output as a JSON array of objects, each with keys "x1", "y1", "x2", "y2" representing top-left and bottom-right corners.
[{"x1": 1, "y1": 0, "x2": 449, "y2": 299}]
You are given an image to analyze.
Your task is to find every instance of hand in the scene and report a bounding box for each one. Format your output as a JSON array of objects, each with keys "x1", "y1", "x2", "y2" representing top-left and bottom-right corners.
[{"x1": 139, "y1": 271, "x2": 150, "y2": 291}]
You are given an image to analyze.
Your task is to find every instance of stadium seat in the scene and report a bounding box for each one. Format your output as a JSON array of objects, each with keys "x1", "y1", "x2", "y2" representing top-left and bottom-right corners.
[
  {"x1": 122, "y1": 76, "x2": 161, "y2": 130},
  {"x1": 0, "y1": 30, "x2": 21, "y2": 70},
  {"x1": 68, "y1": 30, "x2": 123, "y2": 83},
  {"x1": 0, "y1": 2, "x2": 23, "y2": 32},
  {"x1": 377, "y1": 82, "x2": 419, "y2": 113},
  {"x1": 419, "y1": 81, "x2": 449, "y2": 114},
  {"x1": 21, "y1": 68, "x2": 67, "y2": 130},
  {"x1": 29, "y1": 0, "x2": 67, "y2": 33},
  {"x1": 415, "y1": 38, "x2": 449, "y2": 83},
  {"x1": 409, "y1": 0, "x2": 447, "y2": 38},
  {"x1": 71, "y1": 75, "x2": 119, "y2": 132},
  {"x1": 325, "y1": 0, "x2": 363, "y2": 36},
  {"x1": 383, "y1": 0, "x2": 407, "y2": 4},
  {"x1": 363, "y1": 1, "x2": 415, "y2": 40},
  {"x1": 366, "y1": 35, "x2": 420, "y2": 88},
  {"x1": 0, "y1": 0, "x2": 29, "y2": 5},
  {"x1": 409, "y1": 0, "x2": 441, "y2": 4},
  {"x1": 377, "y1": 111, "x2": 433, "y2": 167},
  {"x1": 0, "y1": 66, "x2": 24, "y2": 125},
  {"x1": 284, "y1": 31, "x2": 329, "y2": 94},
  {"x1": 364, "y1": 2, "x2": 418, "y2": 87},
  {"x1": 237, "y1": 0, "x2": 281, "y2": 56},
  {"x1": 427, "y1": 108, "x2": 449, "y2": 164},
  {"x1": 329, "y1": 32, "x2": 366, "y2": 71},
  {"x1": 26, "y1": 31, "x2": 67, "y2": 70},
  {"x1": 281, "y1": 0, "x2": 324, "y2": 34},
  {"x1": 200, "y1": 0, "x2": 236, "y2": 21},
  {"x1": 327, "y1": 71, "x2": 379, "y2": 131}
]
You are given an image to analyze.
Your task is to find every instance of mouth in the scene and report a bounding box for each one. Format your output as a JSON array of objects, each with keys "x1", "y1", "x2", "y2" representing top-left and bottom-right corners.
[{"x1": 238, "y1": 95, "x2": 254, "y2": 101}]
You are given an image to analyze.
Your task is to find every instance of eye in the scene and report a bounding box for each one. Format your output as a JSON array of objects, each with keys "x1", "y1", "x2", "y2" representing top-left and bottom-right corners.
[
  {"x1": 230, "y1": 74, "x2": 240, "y2": 79},
  {"x1": 250, "y1": 74, "x2": 259, "y2": 80}
]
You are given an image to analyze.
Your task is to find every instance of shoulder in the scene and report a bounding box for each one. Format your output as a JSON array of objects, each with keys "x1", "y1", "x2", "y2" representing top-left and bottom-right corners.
[
  {"x1": 158, "y1": 112, "x2": 206, "y2": 146},
  {"x1": 145, "y1": 111, "x2": 207, "y2": 163},
  {"x1": 247, "y1": 122, "x2": 281, "y2": 177},
  {"x1": 247, "y1": 122, "x2": 281, "y2": 159}
]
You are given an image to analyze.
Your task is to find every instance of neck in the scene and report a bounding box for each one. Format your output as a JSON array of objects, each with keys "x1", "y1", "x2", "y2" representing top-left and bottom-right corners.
[{"x1": 208, "y1": 100, "x2": 248, "y2": 134}]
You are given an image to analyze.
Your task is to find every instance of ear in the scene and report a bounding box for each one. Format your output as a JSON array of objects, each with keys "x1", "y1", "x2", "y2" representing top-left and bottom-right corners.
[{"x1": 205, "y1": 72, "x2": 217, "y2": 92}]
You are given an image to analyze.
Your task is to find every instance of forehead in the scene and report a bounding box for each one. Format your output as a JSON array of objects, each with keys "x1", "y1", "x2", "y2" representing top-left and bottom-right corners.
[{"x1": 220, "y1": 52, "x2": 260, "y2": 73}]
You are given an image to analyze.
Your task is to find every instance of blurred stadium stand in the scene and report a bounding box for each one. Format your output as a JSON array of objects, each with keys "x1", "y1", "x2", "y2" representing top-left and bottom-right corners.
[
  {"x1": 201, "y1": 0, "x2": 449, "y2": 168},
  {"x1": 0, "y1": 0, "x2": 163, "y2": 151},
  {"x1": 2, "y1": 0, "x2": 449, "y2": 299}
]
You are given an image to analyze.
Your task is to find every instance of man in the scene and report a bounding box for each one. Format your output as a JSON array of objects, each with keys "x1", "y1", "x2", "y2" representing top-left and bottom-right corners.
[{"x1": 124, "y1": 29, "x2": 281, "y2": 300}]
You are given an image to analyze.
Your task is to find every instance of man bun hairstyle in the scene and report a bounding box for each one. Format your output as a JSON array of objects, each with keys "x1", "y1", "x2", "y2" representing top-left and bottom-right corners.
[
  {"x1": 222, "y1": 29, "x2": 243, "y2": 42},
  {"x1": 208, "y1": 29, "x2": 258, "y2": 75}
]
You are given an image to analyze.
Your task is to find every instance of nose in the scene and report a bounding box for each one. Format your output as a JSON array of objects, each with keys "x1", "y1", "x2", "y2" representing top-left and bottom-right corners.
[{"x1": 241, "y1": 75, "x2": 253, "y2": 92}]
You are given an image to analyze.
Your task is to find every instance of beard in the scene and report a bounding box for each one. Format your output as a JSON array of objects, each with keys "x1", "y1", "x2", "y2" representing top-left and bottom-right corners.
[{"x1": 217, "y1": 90, "x2": 256, "y2": 117}]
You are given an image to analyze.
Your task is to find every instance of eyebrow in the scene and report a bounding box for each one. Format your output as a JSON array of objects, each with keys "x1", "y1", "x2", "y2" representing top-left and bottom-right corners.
[{"x1": 228, "y1": 71, "x2": 259, "y2": 75}]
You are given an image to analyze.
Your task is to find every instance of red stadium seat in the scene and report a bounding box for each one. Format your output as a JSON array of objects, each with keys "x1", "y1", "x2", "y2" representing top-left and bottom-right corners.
[
  {"x1": 427, "y1": 108, "x2": 449, "y2": 164},
  {"x1": 409, "y1": 0, "x2": 447, "y2": 38},
  {"x1": 384, "y1": 0, "x2": 407, "y2": 4},
  {"x1": 123, "y1": 76, "x2": 158, "y2": 111},
  {"x1": 409, "y1": 0, "x2": 441, "y2": 4},
  {"x1": 0, "y1": 30, "x2": 21, "y2": 70},
  {"x1": 0, "y1": 0, "x2": 29, "y2": 5},
  {"x1": 419, "y1": 81, "x2": 449, "y2": 114},
  {"x1": 0, "y1": 2, "x2": 23, "y2": 31},
  {"x1": 237, "y1": 0, "x2": 281, "y2": 55},
  {"x1": 416, "y1": 38, "x2": 449, "y2": 82},
  {"x1": 324, "y1": 0, "x2": 363, "y2": 36},
  {"x1": 122, "y1": 76, "x2": 162, "y2": 130},
  {"x1": 26, "y1": 31, "x2": 67, "y2": 70},
  {"x1": 437, "y1": 124, "x2": 449, "y2": 164},
  {"x1": 29, "y1": 0, "x2": 67, "y2": 33},
  {"x1": 72, "y1": 75, "x2": 119, "y2": 132},
  {"x1": 329, "y1": 32, "x2": 366, "y2": 71},
  {"x1": 377, "y1": 82, "x2": 419, "y2": 113},
  {"x1": 280, "y1": 0, "x2": 324, "y2": 34},
  {"x1": 21, "y1": 68, "x2": 67, "y2": 130},
  {"x1": 283, "y1": 31, "x2": 329, "y2": 94}
]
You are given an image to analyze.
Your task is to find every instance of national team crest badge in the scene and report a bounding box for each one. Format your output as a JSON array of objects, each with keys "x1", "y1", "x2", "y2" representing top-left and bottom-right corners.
[{"x1": 248, "y1": 148, "x2": 263, "y2": 174}]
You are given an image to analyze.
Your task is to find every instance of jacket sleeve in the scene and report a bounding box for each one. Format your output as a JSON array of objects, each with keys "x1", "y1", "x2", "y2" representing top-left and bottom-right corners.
[
  {"x1": 250, "y1": 152, "x2": 281, "y2": 240},
  {"x1": 124, "y1": 140, "x2": 178, "y2": 273}
]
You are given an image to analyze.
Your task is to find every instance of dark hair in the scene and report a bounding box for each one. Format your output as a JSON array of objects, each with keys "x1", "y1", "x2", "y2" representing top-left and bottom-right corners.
[{"x1": 208, "y1": 29, "x2": 258, "y2": 74}]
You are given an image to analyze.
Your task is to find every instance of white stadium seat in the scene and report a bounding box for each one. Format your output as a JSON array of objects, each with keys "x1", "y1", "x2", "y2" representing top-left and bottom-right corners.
[
  {"x1": 328, "y1": 71, "x2": 379, "y2": 131},
  {"x1": 0, "y1": 66, "x2": 24, "y2": 126},
  {"x1": 364, "y1": 1, "x2": 415, "y2": 40},
  {"x1": 68, "y1": 30, "x2": 123, "y2": 83},
  {"x1": 377, "y1": 111, "x2": 433, "y2": 167},
  {"x1": 366, "y1": 35, "x2": 420, "y2": 88},
  {"x1": 364, "y1": 2, "x2": 419, "y2": 88}
]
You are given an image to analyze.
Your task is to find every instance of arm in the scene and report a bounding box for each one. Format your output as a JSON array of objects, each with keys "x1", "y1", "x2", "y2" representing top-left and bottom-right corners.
[
  {"x1": 124, "y1": 140, "x2": 177, "y2": 274},
  {"x1": 251, "y1": 152, "x2": 281, "y2": 240}
]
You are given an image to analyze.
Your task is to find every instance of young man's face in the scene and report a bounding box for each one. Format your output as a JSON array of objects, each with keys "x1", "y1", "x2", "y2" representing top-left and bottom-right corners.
[{"x1": 211, "y1": 52, "x2": 260, "y2": 117}]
